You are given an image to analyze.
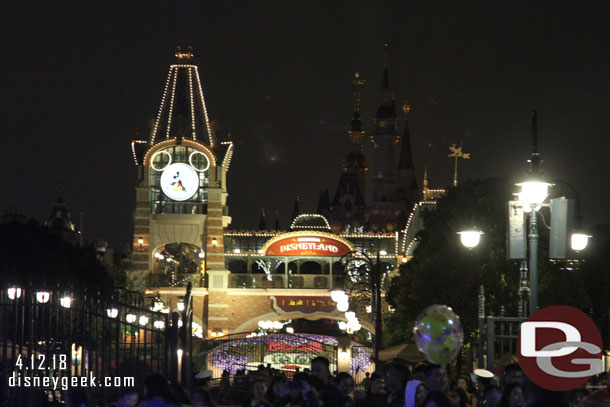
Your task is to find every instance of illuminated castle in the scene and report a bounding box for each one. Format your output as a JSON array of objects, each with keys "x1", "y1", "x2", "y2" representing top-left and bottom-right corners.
[{"x1": 321, "y1": 56, "x2": 420, "y2": 234}]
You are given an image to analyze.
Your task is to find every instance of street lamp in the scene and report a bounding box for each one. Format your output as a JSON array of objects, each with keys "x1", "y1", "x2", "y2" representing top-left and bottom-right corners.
[
  {"x1": 571, "y1": 233, "x2": 591, "y2": 251},
  {"x1": 457, "y1": 230, "x2": 483, "y2": 248},
  {"x1": 333, "y1": 250, "x2": 385, "y2": 366}
]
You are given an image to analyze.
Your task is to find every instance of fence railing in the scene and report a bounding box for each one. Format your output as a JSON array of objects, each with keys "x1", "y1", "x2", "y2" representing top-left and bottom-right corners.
[
  {"x1": 147, "y1": 273, "x2": 202, "y2": 288},
  {"x1": 0, "y1": 285, "x2": 175, "y2": 406},
  {"x1": 477, "y1": 286, "x2": 610, "y2": 377},
  {"x1": 228, "y1": 274, "x2": 331, "y2": 289}
]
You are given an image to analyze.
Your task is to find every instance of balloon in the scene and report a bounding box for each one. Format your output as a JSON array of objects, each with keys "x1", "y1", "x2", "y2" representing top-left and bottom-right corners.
[{"x1": 413, "y1": 304, "x2": 464, "y2": 364}]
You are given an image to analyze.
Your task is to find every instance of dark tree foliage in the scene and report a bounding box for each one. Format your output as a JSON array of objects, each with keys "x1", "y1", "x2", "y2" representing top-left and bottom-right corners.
[
  {"x1": 0, "y1": 218, "x2": 114, "y2": 294},
  {"x1": 385, "y1": 178, "x2": 595, "y2": 347}
]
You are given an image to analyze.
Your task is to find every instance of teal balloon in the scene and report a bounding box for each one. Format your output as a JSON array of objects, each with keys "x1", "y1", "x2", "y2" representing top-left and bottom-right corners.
[{"x1": 413, "y1": 304, "x2": 464, "y2": 364}]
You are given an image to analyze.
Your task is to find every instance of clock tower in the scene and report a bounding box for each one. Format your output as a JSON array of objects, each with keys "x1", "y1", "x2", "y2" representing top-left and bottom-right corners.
[{"x1": 129, "y1": 47, "x2": 233, "y2": 293}]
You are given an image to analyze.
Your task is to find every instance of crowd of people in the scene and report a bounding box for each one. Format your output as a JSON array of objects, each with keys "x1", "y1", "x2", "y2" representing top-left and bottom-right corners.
[
  {"x1": 18, "y1": 359, "x2": 610, "y2": 406},
  {"x1": 105, "y1": 358, "x2": 608, "y2": 407}
]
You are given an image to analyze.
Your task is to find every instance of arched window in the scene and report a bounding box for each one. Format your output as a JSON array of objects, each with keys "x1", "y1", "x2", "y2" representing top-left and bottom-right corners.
[{"x1": 228, "y1": 260, "x2": 248, "y2": 274}]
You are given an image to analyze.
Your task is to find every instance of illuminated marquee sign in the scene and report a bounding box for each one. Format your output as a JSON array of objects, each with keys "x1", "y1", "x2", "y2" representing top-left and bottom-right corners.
[
  {"x1": 272, "y1": 296, "x2": 337, "y2": 314},
  {"x1": 265, "y1": 236, "x2": 351, "y2": 257}
]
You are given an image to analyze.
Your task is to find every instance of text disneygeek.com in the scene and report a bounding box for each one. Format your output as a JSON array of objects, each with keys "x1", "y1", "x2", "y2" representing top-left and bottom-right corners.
[{"x1": 9, "y1": 373, "x2": 135, "y2": 391}]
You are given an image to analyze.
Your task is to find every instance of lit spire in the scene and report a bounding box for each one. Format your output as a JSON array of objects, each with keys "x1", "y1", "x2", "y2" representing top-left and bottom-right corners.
[
  {"x1": 397, "y1": 102, "x2": 415, "y2": 171},
  {"x1": 150, "y1": 48, "x2": 214, "y2": 146}
]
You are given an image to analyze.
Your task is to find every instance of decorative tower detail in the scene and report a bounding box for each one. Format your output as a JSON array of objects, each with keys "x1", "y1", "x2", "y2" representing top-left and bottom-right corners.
[
  {"x1": 129, "y1": 48, "x2": 233, "y2": 336},
  {"x1": 396, "y1": 102, "x2": 420, "y2": 207},
  {"x1": 329, "y1": 72, "x2": 367, "y2": 233}
]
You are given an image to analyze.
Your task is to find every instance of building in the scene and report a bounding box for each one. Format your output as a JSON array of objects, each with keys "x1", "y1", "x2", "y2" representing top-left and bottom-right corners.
[{"x1": 128, "y1": 48, "x2": 445, "y2": 376}]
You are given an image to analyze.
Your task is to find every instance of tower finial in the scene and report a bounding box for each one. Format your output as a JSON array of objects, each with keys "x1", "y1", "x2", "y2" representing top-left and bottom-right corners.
[
  {"x1": 448, "y1": 142, "x2": 470, "y2": 187},
  {"x1": 528, "y1": 110, "x2": 542, "y2": 174},
  {"x1": 352, "y1": 72, "x2": 365, "y2": 114},
  {"x1": 423, "y1": 166, "x2": 428, "y2": 188},
  {"x1": 383, "y1": 43, "x2": 390, "y2": 68}
]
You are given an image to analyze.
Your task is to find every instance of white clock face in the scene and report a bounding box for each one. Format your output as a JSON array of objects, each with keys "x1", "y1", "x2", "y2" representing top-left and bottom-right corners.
[{"x1": 160, "y1": 163, "x2": 199, "y2": 201}]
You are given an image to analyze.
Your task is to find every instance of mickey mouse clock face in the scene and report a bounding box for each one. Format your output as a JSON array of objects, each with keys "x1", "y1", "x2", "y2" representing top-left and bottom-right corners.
[{"x1": 160, "y1": 163, "x2": 199, "y2": 201}]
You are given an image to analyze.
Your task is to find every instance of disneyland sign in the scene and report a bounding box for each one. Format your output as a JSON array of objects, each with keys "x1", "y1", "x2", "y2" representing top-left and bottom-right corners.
[{"x1": 265, "y1": 236, "x2": 351, "y2": 257}]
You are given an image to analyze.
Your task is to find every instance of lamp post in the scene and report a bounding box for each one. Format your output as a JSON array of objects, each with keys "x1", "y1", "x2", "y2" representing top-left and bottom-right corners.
[
  {"x1": 333, "y1": 250, "x2": 386, "y2": 366},
  {"x1": 459, "y1": 112, "x2": 590, "y2": 315}
]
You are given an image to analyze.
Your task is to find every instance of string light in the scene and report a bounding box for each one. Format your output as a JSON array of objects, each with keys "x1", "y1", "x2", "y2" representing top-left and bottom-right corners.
[
  {"x1": 143, "y1": 139, "x2": 217, "y2": 168},
  {"x1": 166, "y1": 68, "x2": 178, "y2": 139},
  {"x1": 131, "y1": 140, "x2": 148, "y2": 165},
  {"x1": 194, "y1": 67, "x2": 213, "y2": 146},
  {"x1": 151, "y1": 69, "x2": 174, "y2": 143},
  {"x1": 221, "y1": 141, "x2": 234, "y2": 170},
  {"x1": 188, "y1": 67, "x2": 196, "y2": 138}
]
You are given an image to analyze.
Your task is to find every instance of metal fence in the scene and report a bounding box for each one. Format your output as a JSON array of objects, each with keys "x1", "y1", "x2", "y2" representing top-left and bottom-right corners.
[
  {"x1": 477, "y1": 286, "x2": 610, "y2": 378},
  {"x1": 0, "y1": 285, "x2": 175, "y2": 406}
]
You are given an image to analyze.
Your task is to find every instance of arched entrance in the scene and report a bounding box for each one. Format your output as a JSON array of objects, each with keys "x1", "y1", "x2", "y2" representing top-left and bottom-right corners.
[{"x1": 149, "y1": 242, "x2": 203, "y2": 287}]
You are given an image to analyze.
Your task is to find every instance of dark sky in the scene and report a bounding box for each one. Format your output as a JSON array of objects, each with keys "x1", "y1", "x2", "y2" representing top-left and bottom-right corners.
[{"x1": 2, "y1": 1, "x2": 610, "y2": 250}]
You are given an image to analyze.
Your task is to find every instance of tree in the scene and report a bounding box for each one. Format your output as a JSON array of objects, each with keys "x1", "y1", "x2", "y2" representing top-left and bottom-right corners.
[
  {"x1": 385, "y1": 177, "x2": 592, "y2": 348},
  {"x1": 0, "y1": 218, "x2": 114, "y2": 294}
]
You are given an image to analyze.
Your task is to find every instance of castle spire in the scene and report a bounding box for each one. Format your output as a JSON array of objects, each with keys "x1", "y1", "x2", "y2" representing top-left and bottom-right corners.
[
  {"x1": 274, "y1": 209, "x2": 280, "y2": 231},
  {"x1": 375, "y1": 44, "x2": 396, "y2": 124},
  {"x1": 351, "y1": 72, "x2": 365, "y2": 131},
  {"x1": 291, "y1": 196, "x2": 300, "y2": 223},
  {"x1": 397, "y1": 102, "x2": 415, "y2": 171},
  {"x1": 258, "y1": 209, "x2": 267, "y2": 231}
]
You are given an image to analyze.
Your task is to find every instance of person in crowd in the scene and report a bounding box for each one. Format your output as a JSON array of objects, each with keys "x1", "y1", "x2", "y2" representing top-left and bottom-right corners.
[
  {"x1": 278, "y1": 379, "x2": 316, "y2": 407},
  {"x1": 456, "y1": 375, "x2": 477, "y2": 407},
  {"x1": 192, "y1": 371, "x2": 216, "y2": 407},
  {"x1": 336, "y1": 372, "x2": 356, "y2": 406},
  {"x1": 498, "y1": 383, "x2": 523, "y2": 407},
  {"x1": 355, "y1": 372, "x2": 388, "y2": 407},
  {"x1": 361, "y1": 372, "x2": 371, "y2": 391},
  {"x1": 522, "y1": 375, "x2": 569, "y2": 407},
  {"x1": 421, "y1": 390, "x2": 452, "y2": 407},
  {"x1": 243, "y1": 377, "x2": 270, "y2": 407},
  {"x1": 138, "y1": 374, "x2": 175, "y2": 407},
  {"x1": 579, "y1": 372, "x2": 610, "y2": 407},
  {"x1": 109, "y1": 387, "x2": 139, "y2": 407},
  {"x1": 267, "y1": 376, "x2": 288, "y2": 405},
  {"x1": 218, "y1": 370, "x2": 232, "y2": 404},
  {"x1": 474, "y1": 369, "x2": 499, "y2": 407},
  {"x1": 487, "y1": 364, "x2": 522, "y2": 407},
  {"x1": 425, "y1": 365, "x2": 448, "y2": 394},
  {"x1": 405, "y1": 380, "x2": 428, "y2": 407},
  {"x1": 310, "y1": 356, "x2": 343, "y2": 406},
  {"x1": 169, "y1": 382, "x2": 191, "y2": 406},
  {"x1": 412, "y1": 366, "x2": 427, "y2": 383},
  {"x1": 385, "y1": 364, "x2": 410, "y2": 407}
]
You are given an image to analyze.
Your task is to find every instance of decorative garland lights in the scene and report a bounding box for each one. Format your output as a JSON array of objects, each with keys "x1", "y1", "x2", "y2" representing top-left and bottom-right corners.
[{"x1": 208, "y1": 334, "x2": 372, "y2": 375}]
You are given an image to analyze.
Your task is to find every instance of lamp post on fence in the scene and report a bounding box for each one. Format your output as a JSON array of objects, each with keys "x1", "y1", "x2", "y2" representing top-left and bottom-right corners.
[{"x1": 331, "y1": 250, "x2": 386, "y2": 366}]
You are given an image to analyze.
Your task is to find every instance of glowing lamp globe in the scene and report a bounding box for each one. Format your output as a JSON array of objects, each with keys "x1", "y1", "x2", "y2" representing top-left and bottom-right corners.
[
  {"x1": 517, "y1": 181, "x2": 550, "y2": 205},
  {"x1": 272, "y1": 321, "x2": 283, "y2": 330},
  {"x1": 330, "y1": 289, "x2": 347, "y2": 303},
  {"x1": 7, "y1": 287, "x2": 22, "y2": 300},
  {"x1": 345, "y1": 311, "x2": 356, "y2": 321},
  {"x1": 338, "y1": 321, "x2": 347, "y2": 331},
  {"x1": 458, "y1": 230, "x2": 483, "y2": 248},
  {"x1": 336, "y1": 300, "x2": 349, "y2": 312},
  {"x1": 60, "y1": 296, "x2": 72, "y2": 308},
  {"x1": 106, "y1": 308, "x2": 118, "y2": 318},
  {"x1": 126, "y1": 313, "x2": 137, "y2": 323},
  {"x1": 36, "y1": 291, "x2": 50, "y2": 304},
  {"x1": 571, "y1": 233, "x2": 591, "y2": 251}
]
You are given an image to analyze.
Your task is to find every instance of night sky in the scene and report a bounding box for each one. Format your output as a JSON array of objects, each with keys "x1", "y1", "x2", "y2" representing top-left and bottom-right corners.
[{"x1": 3, "y1": 1, "x2": 610, "y2": 250}]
